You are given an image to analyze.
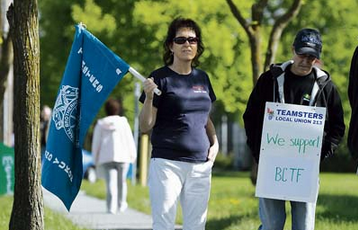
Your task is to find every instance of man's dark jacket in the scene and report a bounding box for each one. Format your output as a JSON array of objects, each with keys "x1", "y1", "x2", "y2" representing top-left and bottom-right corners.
[
  {"x1": 243, "y1": 61, "x2": 345, "y2": 163},
  {"x1": 348, "y1": 47, "x2": 358, "y2": 158}
]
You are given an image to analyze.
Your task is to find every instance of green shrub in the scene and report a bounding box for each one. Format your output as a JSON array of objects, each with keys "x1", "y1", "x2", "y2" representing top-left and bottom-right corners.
[{"x1": 213, "y1": 153, "x2": 234, "y2": 170}]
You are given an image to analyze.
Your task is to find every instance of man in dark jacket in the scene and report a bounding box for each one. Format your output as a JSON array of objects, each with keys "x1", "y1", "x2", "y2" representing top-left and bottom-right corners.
[
  {"x1": 348, "y1": 47, "x2": 358, "y2": 159},
  {"x1": 243, "y1": 28, "x2": 345, "y2": 230}
]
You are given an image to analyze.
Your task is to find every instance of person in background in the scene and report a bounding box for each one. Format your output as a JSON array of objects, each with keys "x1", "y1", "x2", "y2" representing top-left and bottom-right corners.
[
  {"x1": 91, "y1": 98, "x2": 137, "y2": 214},
  {"x1": 139, "y1": 17, "x2": 219, "y2": 230},
  {"x1": 243, "y1": 28, "x2": 345, "y2": 230},
  {"x1": 40, "y1": 105, "x2": 52, "y2": 162},
  {"x1": 348, "y1": 46, "x2": 358, "y2": 162}
]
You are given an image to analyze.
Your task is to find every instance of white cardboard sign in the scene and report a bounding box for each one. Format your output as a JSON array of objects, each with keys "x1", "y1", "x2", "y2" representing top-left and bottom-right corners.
[{"x1": 255, "y1": 102, "x2": 326, "y2": 203}]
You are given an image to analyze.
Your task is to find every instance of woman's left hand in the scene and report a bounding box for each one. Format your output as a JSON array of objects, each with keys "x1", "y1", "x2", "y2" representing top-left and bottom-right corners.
[{"x1": 207, "y1": 141, "x2": 219, "y2": 162}]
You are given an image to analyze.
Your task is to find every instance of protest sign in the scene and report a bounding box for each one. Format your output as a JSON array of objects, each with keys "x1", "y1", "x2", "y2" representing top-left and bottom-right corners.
[{"x1": 255, "y1": 102, "x2": 326, "y2": 203}]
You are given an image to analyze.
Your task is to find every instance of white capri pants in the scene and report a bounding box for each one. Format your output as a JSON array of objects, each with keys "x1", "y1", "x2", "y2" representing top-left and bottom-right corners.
[{"x1": 148, "y1": 158, "x2": 213, "y2": 230}]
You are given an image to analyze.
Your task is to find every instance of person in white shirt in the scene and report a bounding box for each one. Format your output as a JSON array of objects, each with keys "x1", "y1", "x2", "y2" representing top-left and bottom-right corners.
[{"x1": 92, "y1": 98, "x2": 137, "y2": 214}]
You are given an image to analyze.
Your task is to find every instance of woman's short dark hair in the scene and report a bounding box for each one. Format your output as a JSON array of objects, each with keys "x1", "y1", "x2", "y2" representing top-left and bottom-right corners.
[
  {"x1": 105, "y1": 98, "x2": 123, "y2": 116},
  {"x1": 163, "y1": 17, "x2": 204, "y2": 67}
]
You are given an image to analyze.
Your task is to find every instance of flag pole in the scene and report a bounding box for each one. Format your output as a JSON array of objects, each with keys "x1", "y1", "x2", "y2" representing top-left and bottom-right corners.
[{"x1": 129, "y1": 67, "x2": 161, "y2": 96}]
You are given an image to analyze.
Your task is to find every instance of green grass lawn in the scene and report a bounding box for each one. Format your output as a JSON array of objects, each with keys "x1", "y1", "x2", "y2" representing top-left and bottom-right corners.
[
  {"x1": 82, "y1": 171, "x2": 358, "y2": 230},
  {"x1": 0, "y1": 195, "x2": 88, "y2": 230},
  {"x1": 1, "y1": 172, "x2": 357, "y2": 230}
]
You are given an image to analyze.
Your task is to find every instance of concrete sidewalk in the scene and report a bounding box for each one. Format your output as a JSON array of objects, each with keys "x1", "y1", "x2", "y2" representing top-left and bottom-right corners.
[{"x1": 43, "y1": 188, "x2": 158, "y2": 230}]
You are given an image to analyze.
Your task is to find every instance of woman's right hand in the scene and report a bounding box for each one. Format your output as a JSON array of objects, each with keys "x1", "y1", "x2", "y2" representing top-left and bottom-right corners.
[
  {"x1": 140, "y1": 77, "x2": 158, "y2": 133},
  {"x1": 143, "y1": 78, "x2": 158, "y2": 100}
]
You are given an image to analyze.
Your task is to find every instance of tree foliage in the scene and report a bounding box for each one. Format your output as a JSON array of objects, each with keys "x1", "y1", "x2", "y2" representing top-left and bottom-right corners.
[
  {"x1": 39, "y1": 0, "x2": 358, "y2": 131},
  {"x1": 226, "y1": 0, "x2": 303, "y2": 85}
]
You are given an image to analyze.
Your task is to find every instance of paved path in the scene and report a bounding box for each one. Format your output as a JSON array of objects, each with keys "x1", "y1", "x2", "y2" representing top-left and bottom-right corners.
[{"x1": 43, "y1": 188, "x2": 159, "y2": 230}]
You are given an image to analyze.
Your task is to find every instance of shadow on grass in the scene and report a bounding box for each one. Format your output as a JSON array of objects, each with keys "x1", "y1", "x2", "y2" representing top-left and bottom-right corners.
[
  {"x1": 212, "y1": 170, "x2": 251, "y2": 178},
  {"x1": 317, "y1": 194, "x2": 358, "y2": 223},
  {"x1": 206, "y1": 214, "x2": 253, "y2": 230}
]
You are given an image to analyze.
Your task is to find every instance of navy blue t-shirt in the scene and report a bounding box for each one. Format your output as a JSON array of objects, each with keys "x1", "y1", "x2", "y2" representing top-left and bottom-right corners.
[{"x1": 139, "y1": 66, "x2": 216, "y2": 163}]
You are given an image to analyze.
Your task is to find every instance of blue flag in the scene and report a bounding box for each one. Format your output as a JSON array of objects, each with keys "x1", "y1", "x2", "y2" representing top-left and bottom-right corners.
[{"x1": 42, "y1": 24, "x2": 130, "y2": 210}]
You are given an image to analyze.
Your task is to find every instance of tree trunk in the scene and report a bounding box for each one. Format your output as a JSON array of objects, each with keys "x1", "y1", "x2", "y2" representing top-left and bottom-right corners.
[
  {"x1": 7, "y1": 0, "x2": 44, "y2": 229},
  {"x1": 226, "y1": 0, "x2": 303, "y2": 83},
  {"x1": 263, "y1": 0, "x2": 303, "y2": 71},
  {"x1": 249, "y1": 29, "x2": 262, "y2": 85}
]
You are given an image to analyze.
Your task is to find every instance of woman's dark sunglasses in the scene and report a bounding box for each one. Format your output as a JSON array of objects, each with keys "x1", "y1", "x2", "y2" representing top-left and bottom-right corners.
[{"x1": 173, "y1": 36, "x2": 199, "y2": 45}]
